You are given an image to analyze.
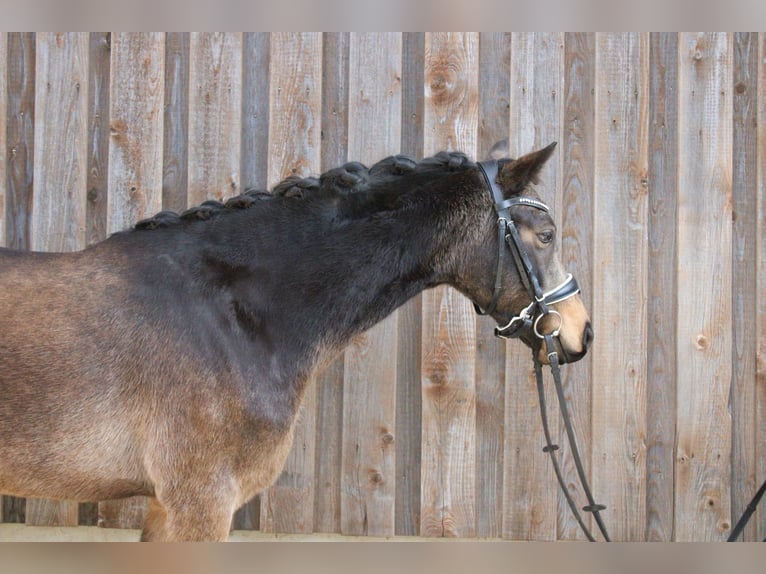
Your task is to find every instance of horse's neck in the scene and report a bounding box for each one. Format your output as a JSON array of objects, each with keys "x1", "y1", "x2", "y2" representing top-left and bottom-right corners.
[{"x1": 219, "y1": 194, "x2": 458, "y2": 369}]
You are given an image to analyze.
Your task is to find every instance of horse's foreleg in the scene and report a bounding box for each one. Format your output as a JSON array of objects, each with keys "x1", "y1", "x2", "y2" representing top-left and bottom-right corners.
[
  {"x1": 142, "y1": 484, "x2": 237, "y2": 542},
  {"x1": 140, "y1": 497, "x2": 168, "y2": 541}
]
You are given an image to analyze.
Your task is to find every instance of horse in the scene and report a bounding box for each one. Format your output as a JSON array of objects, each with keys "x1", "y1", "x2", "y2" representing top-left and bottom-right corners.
[{"x1": 0, "y1": 142, "x2": 592, "y2": 541}]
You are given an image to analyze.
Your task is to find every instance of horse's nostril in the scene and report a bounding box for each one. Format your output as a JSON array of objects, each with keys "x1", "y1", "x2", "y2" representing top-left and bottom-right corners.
[{"x1": 583, "y1": 322, "x2": 594, "y2": 349}]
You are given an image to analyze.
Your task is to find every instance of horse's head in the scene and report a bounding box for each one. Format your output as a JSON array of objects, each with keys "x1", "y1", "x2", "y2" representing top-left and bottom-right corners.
[{"x1": 463, "y1": 141, "x2": 592, "y2": 365}]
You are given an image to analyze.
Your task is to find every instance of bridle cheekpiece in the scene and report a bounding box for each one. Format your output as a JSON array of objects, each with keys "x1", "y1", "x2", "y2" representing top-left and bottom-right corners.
[{"x1": 474, "y1": 160, "x2": 580, "y2": 340}]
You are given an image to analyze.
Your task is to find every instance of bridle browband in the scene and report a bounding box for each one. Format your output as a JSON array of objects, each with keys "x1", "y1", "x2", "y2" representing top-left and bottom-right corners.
[
  {"x1": 473, "y1": 160, "x2": 580, "y2": 340},
  {"x1": 475, "y1": 160, "x2": 610, "y2": 542}
]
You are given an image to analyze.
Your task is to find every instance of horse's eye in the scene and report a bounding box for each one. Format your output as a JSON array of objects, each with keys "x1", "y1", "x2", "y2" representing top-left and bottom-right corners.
[{"x1": 537, "y1": 230, "x2": 555, "y2": 244}]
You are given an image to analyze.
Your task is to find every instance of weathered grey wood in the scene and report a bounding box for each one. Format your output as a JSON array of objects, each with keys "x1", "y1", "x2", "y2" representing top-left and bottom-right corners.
[
  {"x1": 420, "y1": 32, "x2": 478, "y2": 538},
  {"x1": 730, "y1": 31, "x2": 758, "y2": 542},
  {"x1": 188, "y1": 32, "x2": 242, "y2": 206},
  {"x1": 560, "y1": 31, "x2": 596, "y2": 541},
  {"x1": 311, "y1": 32, "x2": 349, "y2": 535},
  {"x1": 340, "y1": 33, "x2": 402, "y2": 537},
  {"x1": 675, "y1": 32, "x2": 733, "y2": 542},
  {"x1": 240, "y1": 32, "x2": 271, "y2": 193},
  {"x1": 474, "y1": 32, "x2": 510, "y2": 540},
  {"x1": 5, "y1": 32, "x2": 35, "y2": 251},
  {"x1": 106, "y1": 32, "x2": 164, "y2": 233},
  {"x1": 503, "y1": 32, "x2": 563, "y2": 542},
  {"x1": 757, "y1": 32, "x2": 766, "y2": 541},
  {"x1": 259, "y1": 32, "x2": 322, "y2": 534},
  {"x1": 395, "y1": 31, "x2": 425, "y2": 537},
  {"x1": 2, "y1": 31, "x2": 34, "y2": 525},
  {"x1": 85, "y1": 32, "x2": 111, "y2": 247},
  {"x1": 162, "y1": 32, "x2": 190, "y2": 214},
  {"x1": 591, "y1": 32, "x2": 649, "y2": 542},
  {"x1": 645, "y1": 31, "x2": 678, "y2": 542},
  {"x1": 0, "y1": 33, "x2": 7, "y2": 249}
]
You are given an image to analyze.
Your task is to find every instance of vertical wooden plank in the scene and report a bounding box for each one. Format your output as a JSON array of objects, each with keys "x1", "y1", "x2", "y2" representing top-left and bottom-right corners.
[
  {"x1": 675, "y1": 32, "x2": 732, "y2": 542},
  {"x1": 560, "y1": 32, "x2": 596, "y2": 541},
  {"x1": 259, "y1": 32, "x2": 322, "y2": 534},
  {"x1": 24, "y1": 32, "x2": 89, "y2": 528},
  {"x1": 106, "y1": 32, "x2": 164, "y2": 233},
  {"x1": 232, "y1": 32, "x2": 267, "y2": 531},
  {"x1": 85, "y1": 32, "x2": 111, "y2": 247},
  {"x1": 0, "y1": 33, "x2": 7, "y2": 248},
  {"x1": 395, "y1": 31, "x2": 425, "y2": 537},
  {"x1": 188, "y1": 33, "x2": 242, "y2": 206},
  {"x1": 474, "y1": 32, "x2": 510, "y2": 540},
  {"x1": 420, "y1": 32, "x2": 478, "y2": 538},
  {"x1": 162, "y1": 32, "x2": 189, "y2": 214},
  {"x1": 313, "y1": 31, "x2": 349, "y2": 535},
  {"x1": 5, "y1": 32, "x2": 35, "y2": 251},
  {"x1": 592, "y1": 33, "x2": 649, "y2": 542},
  {"x1": 502, "y1": 32, "x2": 564, "y2": 542},
  {"x1": 730, "y1": 32, "x2": 759, "y2": 541},
  {"x1": 646, "y1": 32, "x2": 679, "y2": 542},
  {"x1": 0, "y1": 32, "x2": 6, "y2": 524},
  {"x1": 339, "y1": 32, "x2": 402, "y2": 537},
  {"x1": 83, "y1": 30, "x2": 112, "y2": 526},
  {"x1": 4, "y1": 31, "x2": 33, "y2": 523},
  {"x1": 757, "y1": 32, "x2": 766, "y2": 541},
  {"x1": 240, "y1": 32, "x2": 270, "y2": 193},
  {"x1": 99, "y1": 32, "x2": 164, "y2": 530}
]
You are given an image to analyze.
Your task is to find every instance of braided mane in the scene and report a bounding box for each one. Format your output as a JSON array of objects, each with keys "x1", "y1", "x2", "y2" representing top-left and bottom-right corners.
[{"x1": 134, "y1": 151, "x2": 475, "y2": 231}]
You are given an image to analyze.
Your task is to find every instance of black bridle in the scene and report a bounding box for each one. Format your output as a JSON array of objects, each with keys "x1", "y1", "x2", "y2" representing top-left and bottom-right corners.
[
  {"x1": 475, "y1": 160, "x2": 610, "y2": 542},
  {"x1": 473, "y1": 160, "x2": 580, "y2": 340}
]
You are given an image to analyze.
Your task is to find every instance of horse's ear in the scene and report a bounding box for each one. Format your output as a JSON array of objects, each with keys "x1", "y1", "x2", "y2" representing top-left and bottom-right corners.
[
  {"x1": 486, "y1": 138, "x2": 509, "y2": 160},
  {"x1": 497, "y1": 142, "x2": 557, "y2": 194}
]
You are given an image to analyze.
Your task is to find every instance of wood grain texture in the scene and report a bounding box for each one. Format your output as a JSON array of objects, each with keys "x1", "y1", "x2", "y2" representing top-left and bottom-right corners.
[
  {"x1": 645, "y1": 32, "x2": 678, "y2": 542},
  {"x1": 240, "y1": 32, "x2": 270, "y2": 193},
  {"x1": 474, "y1": 32, "x2": 509, "y2": 540},
  {"x1": 5, "y1": 32, "x2": 35, "y2": 250},
  {"x1": 0, "y1": 33, "x2": 7, "y2": 248},
  {"x1": 1, "y1": 32, "x2": 31, "y2": 524},
  {"x1": 395, "y1": 31, "x2": 425, "y2": 537},
  {"x1": 675, "y1": 32, "x2": 732, "y2": 542},
  {"x1": 340, "y1": 33, "x2": 402, "y2": 537},
  {"x1": 502, "y1": 32, "x2": 563, "y2": 542},
  {"x1": 753, "y1": 36, "x2": 766, "y2": 532},
  {"x1": 30, "y1": 33, "x2": 88, "y2": 253},
  {"x1": 312, "y1": 32, "x2": 349, "y2": 535},
  {"x1": 259, "y1": 32, "x2": 322, "y2": 534},
  {"x1": 730, "y1": 32, "x2": 758, "y2": 541},
  {"x1": 421, "y1": 32, "x2": 478, "y2": 538},
  {"x1": 106, "y1": 32, "x2": 164, "y2": 234},
  {"x1": 188, "y1": 33, "x2": 242, "y2": 206},
  {"x1": 592, "y1": 33, "x2": 649, "y2": 542},
  {"x1": 85, "y1": 32, "x2": 111, "y2": 247},
  {"x1": 560, "y1": 32, "x2": 596, "y2": 541},
  {"x1": 162, "y1": 32, "x2": 190, "y2": 214}
]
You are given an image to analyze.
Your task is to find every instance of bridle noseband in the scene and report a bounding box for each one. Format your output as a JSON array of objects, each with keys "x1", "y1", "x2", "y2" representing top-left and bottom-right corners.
[{"x1": 473, "y1": 160, "x2": 580, "y2": 340}]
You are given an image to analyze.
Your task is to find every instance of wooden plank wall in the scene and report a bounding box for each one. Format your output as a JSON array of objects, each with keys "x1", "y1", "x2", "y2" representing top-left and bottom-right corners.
[{"x1": 1, "y1": 32, "x2": 765, "y2": 541}]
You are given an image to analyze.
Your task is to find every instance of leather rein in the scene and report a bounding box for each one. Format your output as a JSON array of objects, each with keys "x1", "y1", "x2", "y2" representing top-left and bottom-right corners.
[{"x1": 475, "y1": 160, "x2": 610, "y2": 542}]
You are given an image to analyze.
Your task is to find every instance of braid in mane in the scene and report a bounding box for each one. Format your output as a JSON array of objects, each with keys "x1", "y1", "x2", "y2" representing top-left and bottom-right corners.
[{"x1": 132, "y1": 150, "x2": 475, "y2": 231}]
